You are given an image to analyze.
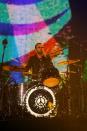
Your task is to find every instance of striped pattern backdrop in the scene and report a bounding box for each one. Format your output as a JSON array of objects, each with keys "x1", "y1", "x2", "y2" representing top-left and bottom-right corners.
[{"x1": 0, "y1": 0, "x2": 71, "y2": 83}]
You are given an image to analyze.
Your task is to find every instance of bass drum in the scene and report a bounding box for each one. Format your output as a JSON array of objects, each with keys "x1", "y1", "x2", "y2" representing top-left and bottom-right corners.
[{"x1": 23, "y1": 85, "x2": 57, "y2": 118}]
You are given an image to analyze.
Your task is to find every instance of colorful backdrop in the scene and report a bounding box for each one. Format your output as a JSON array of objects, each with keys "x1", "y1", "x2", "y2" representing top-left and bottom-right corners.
[{"x1": 0, "y1": 0, "x2": 71, "y2": 83}]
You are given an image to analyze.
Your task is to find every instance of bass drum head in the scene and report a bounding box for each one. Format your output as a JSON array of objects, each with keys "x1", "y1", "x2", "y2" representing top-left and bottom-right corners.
[{"x1": 23, "y1": 85, "x2": 56, "y2": 118}]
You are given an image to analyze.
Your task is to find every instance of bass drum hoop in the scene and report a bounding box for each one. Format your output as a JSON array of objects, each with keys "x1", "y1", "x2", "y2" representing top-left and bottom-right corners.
[{"x1": 24, "y1": 85, "x2": 56, "y2": 117}]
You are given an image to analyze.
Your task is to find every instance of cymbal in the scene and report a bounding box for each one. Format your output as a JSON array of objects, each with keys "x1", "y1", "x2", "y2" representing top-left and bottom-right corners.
[
  {"x1": 2, "y1": 65, "x2": 34, "y2": 76},
  {"x1": 60, "y1": 71, "x2": 77, "y2": 74},
  {"x1": 2, "y1": 65, "x2": 11, "y2": 71},
  {"x1": 2, "y1": 65, "x2": 25, "y2": 72},
  {"x1": 22, "y1": 71, "x2": 32, "y2": 75},
  {"x1": 57, "y1": 59, "x2": 80, "y2": 65}
]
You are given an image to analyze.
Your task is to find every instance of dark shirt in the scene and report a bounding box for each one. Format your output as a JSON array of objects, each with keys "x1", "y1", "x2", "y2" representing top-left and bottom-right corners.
[{"x1": 26, "y1": 54, "x2": 59, "y2": 80}]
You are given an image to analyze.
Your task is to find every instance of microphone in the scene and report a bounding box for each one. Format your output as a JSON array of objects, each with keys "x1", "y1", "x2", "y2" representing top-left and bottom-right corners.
[
  {"x1": 2, "y1": 39, "x2": 8, "y2": 48},
  {"x1": 2, "y1": 39, "x2": 8, "y2": 45}
]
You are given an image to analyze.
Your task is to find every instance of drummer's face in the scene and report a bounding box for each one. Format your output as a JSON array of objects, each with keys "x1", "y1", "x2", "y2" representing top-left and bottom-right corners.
[{"x1": 35, "y1": 44, "x2": 44, "y2": 54}]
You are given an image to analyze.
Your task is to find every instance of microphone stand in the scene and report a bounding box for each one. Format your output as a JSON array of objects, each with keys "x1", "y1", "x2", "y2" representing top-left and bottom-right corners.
[
  {"x1": 0, "y1": 39, "x2": 8, "y2": 117},
  {"x1": 0, "y1": 39, "x2": 8, "y2": 70}
]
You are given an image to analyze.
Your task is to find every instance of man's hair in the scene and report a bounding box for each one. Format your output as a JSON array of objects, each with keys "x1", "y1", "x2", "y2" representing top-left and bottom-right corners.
[{"x1": 35, "y1": 43, "x2": 42, "y2": 49}]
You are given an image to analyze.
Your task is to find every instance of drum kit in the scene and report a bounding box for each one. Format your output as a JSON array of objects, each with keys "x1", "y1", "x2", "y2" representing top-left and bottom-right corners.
[{"x1": 0, "y1": 59, "x2": 80, "y2": 118}]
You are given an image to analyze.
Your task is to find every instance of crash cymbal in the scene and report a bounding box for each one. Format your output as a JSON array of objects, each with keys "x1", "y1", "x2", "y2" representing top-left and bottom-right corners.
[{"x1": 58, "y1": 59, "x2": 80, "y2": 65}]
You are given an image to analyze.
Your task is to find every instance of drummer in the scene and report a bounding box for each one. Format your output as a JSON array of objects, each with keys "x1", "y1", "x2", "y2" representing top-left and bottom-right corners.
[{"x1": 24, "y1": 42, "x2": 60, "y2": 82}]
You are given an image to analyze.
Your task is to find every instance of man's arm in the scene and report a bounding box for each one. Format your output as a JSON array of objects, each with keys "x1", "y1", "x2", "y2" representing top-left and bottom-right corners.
[{"x1": 24, "y1": 57, "x2": 33, "y2": 71}]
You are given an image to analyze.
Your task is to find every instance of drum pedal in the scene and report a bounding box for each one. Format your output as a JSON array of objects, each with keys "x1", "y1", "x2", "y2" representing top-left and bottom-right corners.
[{"x1": 49, "y1": 106, "x2": 57, "y2": 118}]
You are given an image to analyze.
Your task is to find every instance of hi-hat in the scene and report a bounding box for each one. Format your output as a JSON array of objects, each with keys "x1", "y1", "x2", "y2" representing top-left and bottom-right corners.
[
  {"x1": 57, "y1": 59, "x2": 80, "y2": 65},
  {"x1": 2, "y1": 65, "x2": 34, "y2": 75},
  {"x1": 60, "y1": 71, "x2": 77, "y2": 74},
  {"x1": 2, "y1": 65, "x2": 25, "y2": 72}
]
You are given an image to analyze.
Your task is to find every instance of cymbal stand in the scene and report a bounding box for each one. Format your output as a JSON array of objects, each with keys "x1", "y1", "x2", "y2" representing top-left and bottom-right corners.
[
  {"x1": 65, "y1": 45, "x2": 72, "y2": 116},
  {"x1": 63, "y1": 30, "x2": 75, "y2": 116},
  {"x1": 79, "y1": 43, "x2": 84, "y2": 114}
]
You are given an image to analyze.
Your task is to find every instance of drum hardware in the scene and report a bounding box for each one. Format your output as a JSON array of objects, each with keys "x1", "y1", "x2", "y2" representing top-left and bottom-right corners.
[
  {"x1": 57, "y1": 58, "x2": 81, "y2": 115},
  {"x1": 60, "y1": 69, "x2": 81, "y2": 83},
  {"x1": 1, "y1": 64, "x2": 61, "y2": 118},
  {"x1": 57, "y1": 59, "x2": 80, "y2": 84},
  {"x1": 64, "y1": 58, "x2": 80, "y2": 115},
  {"x1": 0, "y1": 74, "x2": 59, "y2": 118}
]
